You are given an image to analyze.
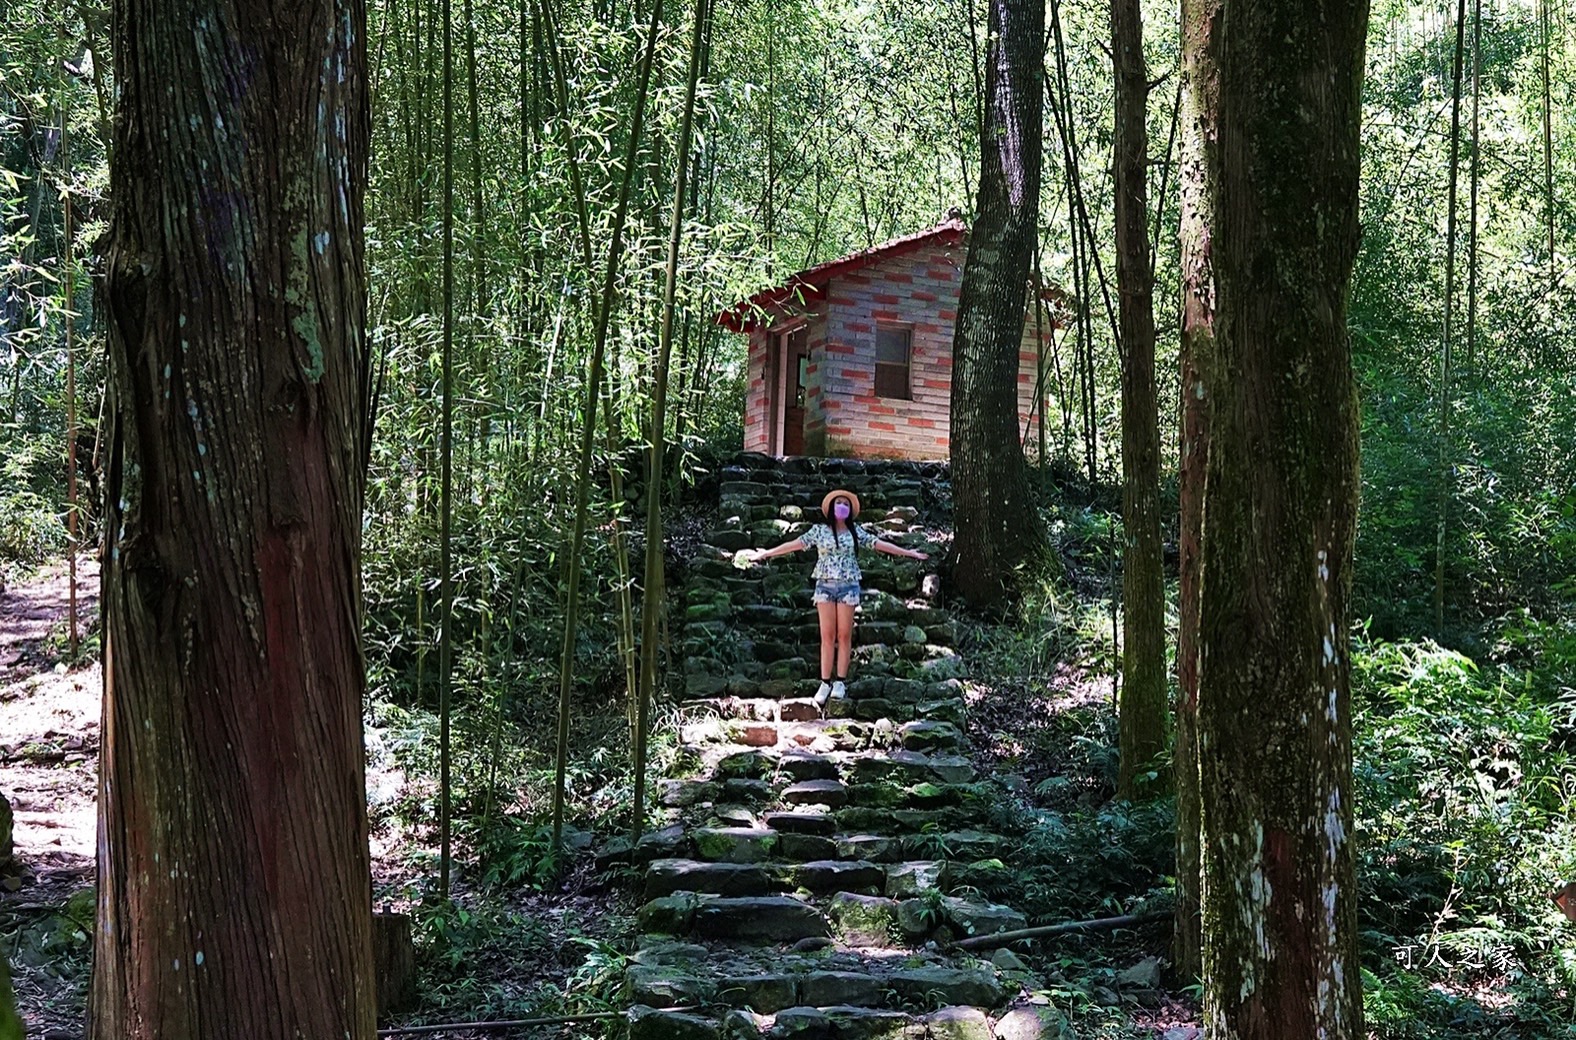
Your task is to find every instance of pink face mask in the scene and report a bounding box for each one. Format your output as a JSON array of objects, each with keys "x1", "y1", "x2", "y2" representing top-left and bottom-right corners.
[{"x1": 833, "y1": 502, "x2": 851, "y2": 520}]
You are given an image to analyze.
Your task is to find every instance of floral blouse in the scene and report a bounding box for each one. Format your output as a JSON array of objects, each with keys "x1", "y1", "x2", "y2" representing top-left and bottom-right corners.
[{"x1": 800, "y1": 522, "x2": 880, "y2": 582}]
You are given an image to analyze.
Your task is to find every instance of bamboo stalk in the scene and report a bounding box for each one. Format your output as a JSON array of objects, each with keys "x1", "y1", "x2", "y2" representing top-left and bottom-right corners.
[
  {"x1": 953, "y1": 910, "x2": 1170, "y2": 950},
  {"x1": 634, "y1": 0, "x2": 708, "y2": 843},
  {"x1": 438, "y1": 0, "x2": 456, "y2": 902},
  {"x1": 550, "y1": 0, "x2": 666, "y2": 853}
]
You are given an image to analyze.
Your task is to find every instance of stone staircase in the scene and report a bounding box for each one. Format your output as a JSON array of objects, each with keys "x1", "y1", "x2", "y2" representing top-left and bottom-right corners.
[{"x1": 620, "y1": 455, "x2": 1063, "y2": 1040}]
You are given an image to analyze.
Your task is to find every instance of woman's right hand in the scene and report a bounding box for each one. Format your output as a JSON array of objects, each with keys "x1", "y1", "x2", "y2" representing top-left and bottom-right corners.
[{"x1": 734, "y1": 548, "x2": 759, "y2": 568}]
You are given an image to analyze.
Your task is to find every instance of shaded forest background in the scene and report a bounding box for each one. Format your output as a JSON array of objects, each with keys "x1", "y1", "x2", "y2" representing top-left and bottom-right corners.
[{"x1": 4, "y1": 0, "x2": 1576, "y2": 1035}]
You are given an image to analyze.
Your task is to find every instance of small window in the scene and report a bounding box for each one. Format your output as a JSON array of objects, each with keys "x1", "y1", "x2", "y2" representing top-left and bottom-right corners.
[{"x1": 875, "y1": 326, "x2": 911, "y2": 399}]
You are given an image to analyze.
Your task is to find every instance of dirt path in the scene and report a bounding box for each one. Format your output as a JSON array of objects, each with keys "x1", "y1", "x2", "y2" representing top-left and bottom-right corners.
[
  {"x1": 1, "y1": 557, "x2": 100, "y2": 1038},
  {"x1": 1, "y1": 557, "x2": 100, "y2": 891}
]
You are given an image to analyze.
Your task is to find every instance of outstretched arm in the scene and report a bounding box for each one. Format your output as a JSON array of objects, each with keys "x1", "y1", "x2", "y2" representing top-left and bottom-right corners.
[
  {"x1": 871, "y1": 537, "x2": 928, "y2": 561},
  {"x1": 742, "y1": 537, "x2": 809, "y2": 562}
]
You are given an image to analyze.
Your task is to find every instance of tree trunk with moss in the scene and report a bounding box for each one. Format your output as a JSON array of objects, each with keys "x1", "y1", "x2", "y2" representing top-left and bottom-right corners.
[
  {"x1": 949, "y1": 0, "x2": 1046, "y2": 606},
  {"x1": 1111, "y1": 0, "x2": 1166, "y2": 799},
  {"x1": 1189, "y1": 0, "x2": 1368, "y2": 1035},
  {"x1": 91, "y1": 0, "x2": 377, "y2": 1036}
]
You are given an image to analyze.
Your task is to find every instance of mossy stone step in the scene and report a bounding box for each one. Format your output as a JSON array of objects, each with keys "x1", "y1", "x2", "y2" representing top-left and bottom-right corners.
[
  {"x1": 694, "y1": 827, "x2": 780, "y2": 863},
  {"x1": 631, "y1": 1005, "x2": 1011, "y2": 1040},
  {"x1": 898, "y1": 720, "x2": 965, "y2": 753},
  {"x1": 763, "y1": 811, "x2": 836, "y2": 836},
  {"x1": 646, "y1": 859, "x2": 779, "y2": 899},
  {"x1": 791, "y1": 860, "x2": 886, "y2": 894},
  {"x1": 781, "y1": 778, "x2": 849, "y2": 807},
  {"x1": 628, "y1": 1006, "x2": 722, "y2": 1040},
  {"x1": 693, "y1": 895, "x2": 831, "y2": 943},
  {"x1": 769, "y1": 1005, "x2": 914, "y2": 1039},
  {"x1": 777, "y1": 751, "x2": 839, "y2": 781},
  {"x1": 849, "y1": 751, "x2": 975, "y2": 786},
  {"x1": 799, "y1": 971, "x2": 885, "y2": 1007},
  {"x1": 834, "y1": 806, "x2": 973, "y2": 836},
  {"x1": 717, "y1": 750, "x2": 778, "y2": 779},
  {"x1": 887, "y1": 967, "x2": 1003, "y2": 1009}
]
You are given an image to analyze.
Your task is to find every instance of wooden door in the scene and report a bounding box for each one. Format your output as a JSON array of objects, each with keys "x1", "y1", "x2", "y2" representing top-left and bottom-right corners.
[{"x1": 781, "y1": 327, "x2": 809, "y2": 456}]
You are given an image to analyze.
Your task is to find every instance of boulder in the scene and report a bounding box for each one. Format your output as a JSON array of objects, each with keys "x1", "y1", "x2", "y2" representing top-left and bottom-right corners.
[
  {"x1": 828, "y1": 893, "x2": 899, "y2": 946},
  {"x1": 925, "y1": 1007, "x2": 994, "y2": 1040},
  {"x1": 993, "y1": 1006, "x2": 1072, "y2": 1040},
  {"x1": 635, "y1": 826, "x2": 690, "y2": 864},
  {"x1": 941, "y1": 897, "x2": 1026, "y2": 938},
  {"x1": 662, "y1": 780, "x2": 720, "y2": 808},
  {"x1": 722, "y1": 1009, "x2": 765, "y2": 1039},
  {"x1": 885, "y1": 861, "x2": 948, "y2": 899},
  {"x1": 768, "y1": 1008, "x2": 831, "y2": 1038},
  {"x1": 898, "y1": 721, "x2": 965, "y2": 753},
  {"x1": 990, "y1": 949, "x2": 1030, "y2": 973},
  {"x1": 1116, "y1": 957, "x2": 1162, "y2": 990}
]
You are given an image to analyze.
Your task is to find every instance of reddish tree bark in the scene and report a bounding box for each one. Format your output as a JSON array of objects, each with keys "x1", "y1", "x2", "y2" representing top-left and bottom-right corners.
[
  {"x1": 1172, "y1": 0, "x2": 1219, "y2": 983},
  {"x1": 1188, "y1": 0, "x2": 1368, "y2": 1034},
  {"x1": 91, "y1": 0, "x2": 377, "y2": 1036},
  {"x1": 949, "y1": 0, "x2": 1046, "y2": 605}
]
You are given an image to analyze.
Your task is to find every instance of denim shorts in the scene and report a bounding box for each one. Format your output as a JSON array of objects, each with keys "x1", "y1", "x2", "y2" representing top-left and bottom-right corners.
[{"x1": 813, "y1": 580, "x2": 862, "y2": 606}]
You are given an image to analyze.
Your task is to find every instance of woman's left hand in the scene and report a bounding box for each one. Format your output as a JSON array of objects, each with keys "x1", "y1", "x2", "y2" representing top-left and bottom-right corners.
[{"x1": 912, "y1": 550, "x2": 929, "y2": 561}]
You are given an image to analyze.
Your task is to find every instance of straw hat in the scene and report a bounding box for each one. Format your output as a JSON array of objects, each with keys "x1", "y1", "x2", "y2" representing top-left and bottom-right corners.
[{"x1": 821, "y1": 488, "x2": 861, "y2": 519}]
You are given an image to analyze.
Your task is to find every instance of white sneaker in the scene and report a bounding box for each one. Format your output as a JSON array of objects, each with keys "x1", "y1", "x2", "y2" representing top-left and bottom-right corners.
[
  {"x1": 813, "y1": 682, "x2": 832, "y2": 707},
  {"x1": 830, "y1": 681, "x2": 848, "y2": 701}
]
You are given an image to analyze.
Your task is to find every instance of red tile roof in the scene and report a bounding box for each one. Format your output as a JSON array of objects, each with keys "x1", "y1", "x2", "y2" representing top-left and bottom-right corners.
[{"x1": 717, "y1": 216, "x2": 968, "y2": 332}]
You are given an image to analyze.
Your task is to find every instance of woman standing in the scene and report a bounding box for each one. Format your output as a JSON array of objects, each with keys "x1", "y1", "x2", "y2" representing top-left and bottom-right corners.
[{"x1": 741, "y1": 489, "x2": 928, "y2": 707}]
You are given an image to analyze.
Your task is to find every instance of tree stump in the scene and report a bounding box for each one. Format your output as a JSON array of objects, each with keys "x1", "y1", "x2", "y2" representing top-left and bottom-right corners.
[{"x1": 372, "y1": 910, "x2": 416, "y2": 1018}]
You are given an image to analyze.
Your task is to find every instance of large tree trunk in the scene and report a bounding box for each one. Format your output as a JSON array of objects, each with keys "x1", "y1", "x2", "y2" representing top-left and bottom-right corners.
[
  {"x1": 949, "y1": 0, "x2": 1046, "y2": 606},
  {"x1": 1110, "y1": 0, "x2": 1165, "y2": 799},
  {"x1": 91, "y1": 1, "x2": 377, "y2": 1037},
  {"x1": 1172, "y1": 0, "x2": 1218, "y2": 984},
  {"x1": 1189, "y1": 0, "x2": 1368, "y2": 1035}
]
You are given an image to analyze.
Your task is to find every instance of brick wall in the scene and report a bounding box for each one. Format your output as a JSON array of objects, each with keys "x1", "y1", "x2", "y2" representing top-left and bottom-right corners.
[{"x1": 741, "y1": 248, "x2": 1053, "y2": 462}]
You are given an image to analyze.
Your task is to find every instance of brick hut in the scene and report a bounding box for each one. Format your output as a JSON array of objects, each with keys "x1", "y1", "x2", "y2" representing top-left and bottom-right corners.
[{"x1": 719, "y1": 212, "x2": 1062, "y2": 461}]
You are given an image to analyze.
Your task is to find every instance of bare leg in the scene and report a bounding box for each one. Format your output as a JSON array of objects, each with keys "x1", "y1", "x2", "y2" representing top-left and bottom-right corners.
[
  {"x1": 836, "y1": 604, "x2": 856, "y2": 678},
  {"x1": 817, "y1": 601, "x2": 837, "y2": 680}
]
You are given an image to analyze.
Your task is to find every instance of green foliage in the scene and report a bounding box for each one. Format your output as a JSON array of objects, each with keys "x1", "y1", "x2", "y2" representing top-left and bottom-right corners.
[{"x1": 1353, "y1": 633, "x2": 1576, "y2": 1036}]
